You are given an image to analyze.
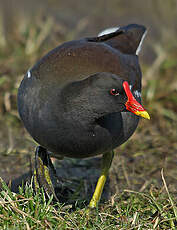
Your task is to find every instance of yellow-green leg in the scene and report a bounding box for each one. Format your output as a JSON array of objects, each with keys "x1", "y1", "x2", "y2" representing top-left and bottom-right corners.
[
  {"x1": 34, "y1": 146, "x2": 60, "y2": 201},
  {"x1": 89, "y1": 151, "x2": 114, "y2": 208}
]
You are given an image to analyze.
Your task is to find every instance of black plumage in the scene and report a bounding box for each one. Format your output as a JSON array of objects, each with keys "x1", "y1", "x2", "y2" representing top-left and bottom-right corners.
[
  {"x1": 18, "y1": 24, "x2": 146, "y2": 158},
  {"x1": 17, "y1": 24, "x2": 150, "y2": 207}
]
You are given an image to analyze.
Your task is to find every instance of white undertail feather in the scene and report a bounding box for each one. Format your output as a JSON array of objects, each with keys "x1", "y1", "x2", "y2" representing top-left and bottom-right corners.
[
  {"x1": 98, "y1": 26, "x2": 147, "y2": 55},
  {"x1": 98, "y1": 26, "x2": 144, "y2": 98},
  {"x1": 136, "y1": 30, "x2": 147, "y2": 55},
  {"x1": 98, "y1": 27, "x2": 120, "y2": 37}
]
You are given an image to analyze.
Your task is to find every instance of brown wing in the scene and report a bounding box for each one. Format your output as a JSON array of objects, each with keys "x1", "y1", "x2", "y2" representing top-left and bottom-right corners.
[{"x1": 32, "y1": 24, "x2": 146, "y2": 90}]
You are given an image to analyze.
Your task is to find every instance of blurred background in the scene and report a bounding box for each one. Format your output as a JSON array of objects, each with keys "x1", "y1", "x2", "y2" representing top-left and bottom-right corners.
[{"x1": 0, "y1": 0, "x2": 176, "y2": 199}]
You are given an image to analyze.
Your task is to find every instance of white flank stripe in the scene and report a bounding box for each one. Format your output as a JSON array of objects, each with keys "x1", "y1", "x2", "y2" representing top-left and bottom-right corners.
[
  {"x1": 27, "y1": 71, "x2": 31, "y2": 78},
  {"x1": 134, "y1": 90, "x2": 141, "y2": 98}
]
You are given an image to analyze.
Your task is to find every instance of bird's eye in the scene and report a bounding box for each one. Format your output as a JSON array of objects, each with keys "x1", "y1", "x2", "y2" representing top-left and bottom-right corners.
[{"x1": 110, "y1": 89, "x2": 119, "y2": 96}]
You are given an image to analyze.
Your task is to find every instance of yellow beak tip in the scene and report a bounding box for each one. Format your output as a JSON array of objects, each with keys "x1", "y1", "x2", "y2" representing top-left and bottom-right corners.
[{"x1": 135, "y1": 111, "x2": 150, "y2": 120}]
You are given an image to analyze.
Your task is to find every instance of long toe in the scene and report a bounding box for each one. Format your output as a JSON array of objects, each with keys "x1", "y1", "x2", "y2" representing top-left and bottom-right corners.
[{"x1": 34, "y1": 146, "x2": 60, "y2": 201}]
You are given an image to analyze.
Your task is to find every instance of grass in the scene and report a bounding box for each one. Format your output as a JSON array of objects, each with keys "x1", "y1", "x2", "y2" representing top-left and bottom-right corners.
[
  {"x1": 0, "y1": 15, "x2": 177, "y2": 229},
  {"x1": 0, "y1": 173, "x2": 176, "y2": 229}
]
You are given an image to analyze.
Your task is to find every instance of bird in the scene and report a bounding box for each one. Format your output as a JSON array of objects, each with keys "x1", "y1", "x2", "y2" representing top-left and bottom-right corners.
[{"x1": 17, "y1": 24, "x2": 150, "y2": 208}]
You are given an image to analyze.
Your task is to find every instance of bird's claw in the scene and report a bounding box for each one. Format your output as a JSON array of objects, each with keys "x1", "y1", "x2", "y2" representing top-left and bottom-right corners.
[{"x1": 34, "y1": 146, "x2": 60, "y2": 201}]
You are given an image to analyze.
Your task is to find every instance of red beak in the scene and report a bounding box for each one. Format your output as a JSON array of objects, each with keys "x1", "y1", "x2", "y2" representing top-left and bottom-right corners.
[{"x1": 123, "y1": 81, "x2": 150, "y2": 119}]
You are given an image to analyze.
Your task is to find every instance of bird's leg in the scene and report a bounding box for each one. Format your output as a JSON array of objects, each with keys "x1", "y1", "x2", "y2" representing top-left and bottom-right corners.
[
  {"x1": 34, "y1": 146, "x2": 60, "y2": 201},
  {"x1": 89, "y1": 151, "x2": 114, "y2": 208}
]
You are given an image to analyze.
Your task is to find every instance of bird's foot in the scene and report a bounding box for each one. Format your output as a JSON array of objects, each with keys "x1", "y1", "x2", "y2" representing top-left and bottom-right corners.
[
  {"x1": 34, "y1": 146, "x2": 84, "y2": 204},
  {"x1": 34, "y1": 146, "x2": 61, "y2": 201}
]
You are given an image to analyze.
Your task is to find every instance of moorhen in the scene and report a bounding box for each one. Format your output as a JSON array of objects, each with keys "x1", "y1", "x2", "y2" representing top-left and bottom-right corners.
[{"x1": 17, "y1": 24, "x2": 150, "y2": 208}]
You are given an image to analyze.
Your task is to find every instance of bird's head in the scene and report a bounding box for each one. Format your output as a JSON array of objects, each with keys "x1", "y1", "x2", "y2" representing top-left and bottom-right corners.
[
  {"x1": 83, "y1": 72, "x2": 149, "y2": 120},
  {"x1": 62, "y1": 72, "x2": 150, "y2": 121}
]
